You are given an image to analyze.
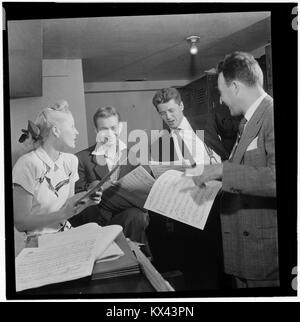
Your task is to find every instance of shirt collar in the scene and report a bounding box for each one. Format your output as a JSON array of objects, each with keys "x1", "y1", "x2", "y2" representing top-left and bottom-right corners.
[
  {"x1": 244, "y1": 92, "x2": 267, "y2": 122},
  {"x1": 171, "y1": 116, "x2": 192, "y2": 132},
  {"x1": 92, "y1": 139, "x2": 127, "y2": 157},
  {"x1": 35, "y1": 146, "x2": 63, "y2": 170}
]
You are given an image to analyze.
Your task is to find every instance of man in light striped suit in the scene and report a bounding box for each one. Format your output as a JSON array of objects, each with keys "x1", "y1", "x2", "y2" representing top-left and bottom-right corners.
[{"x1": 189, "y1": 52, "x2": 278, "y2": 288}]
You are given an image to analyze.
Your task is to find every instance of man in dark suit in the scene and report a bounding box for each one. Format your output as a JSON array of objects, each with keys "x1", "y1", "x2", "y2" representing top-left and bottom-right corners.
[
  {"x1": 69, "y1": 106, "x2": 150, "y2": 250},
  {"x1": 189, "y1": 52, "x2": 278, "y2": 288},
  {"x1": 204, "y1": 104, "x2": 240, "y2": 160},
  {"x1": 147, "y1": 88, "x2": 225, "y2": 290}
]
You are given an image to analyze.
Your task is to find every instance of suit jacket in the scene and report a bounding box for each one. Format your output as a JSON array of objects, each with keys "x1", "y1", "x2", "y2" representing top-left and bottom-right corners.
[
  {"x1": 204, "y1": 105, "x2": 240, "y2": 160},
  {"x1": 75, "y1": 145, "x2": 146, "y2": 209},
  {"x1": 221, "y1": 95, "x2": 278, "y2": 280},
  {"x1": 147, "y1": 121, "x2": 225, "y2": 288}
]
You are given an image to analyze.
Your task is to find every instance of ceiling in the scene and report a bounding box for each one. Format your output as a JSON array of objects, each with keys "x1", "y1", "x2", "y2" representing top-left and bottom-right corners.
[{"x1": 42, "y1": 12, "x2": 271, "y2": 83}]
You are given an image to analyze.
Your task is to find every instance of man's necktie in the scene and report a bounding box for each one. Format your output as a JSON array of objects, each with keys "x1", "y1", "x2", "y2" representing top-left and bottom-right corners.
[
  {"x1": 229, "y1": 117, "x2": 247, "y2": 161},
  {"x1": 173, "y1": 129, "x2": 196, "y2": 166}
]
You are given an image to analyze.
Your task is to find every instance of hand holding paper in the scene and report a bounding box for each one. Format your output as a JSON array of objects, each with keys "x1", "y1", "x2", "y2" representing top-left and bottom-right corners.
[
  {"x1": 144, "y1": 170, "x2": 221, "y2": 230},
  {"x1": 185, "y1": 164, "x2": 223, "y2": 187}
]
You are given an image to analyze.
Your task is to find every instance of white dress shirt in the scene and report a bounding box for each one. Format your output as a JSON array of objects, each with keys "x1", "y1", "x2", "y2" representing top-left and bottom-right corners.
[
  {"x1": 92, "y1": 139, "x2": 127, "y2": 171},
  {"x1": 244, "y1": 91, "x2": 267, "y2": 127},
  {"x1": 171, "y1": 117, "x2": 221, "y2": 165}
]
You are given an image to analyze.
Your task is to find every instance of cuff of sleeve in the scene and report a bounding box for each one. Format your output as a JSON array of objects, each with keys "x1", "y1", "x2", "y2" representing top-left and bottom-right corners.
[
  {"x1": 222, "y1": 161, "x2": 242, "y2": 194},
  {"x1": 13, "y1": 181, "x2": 34, "y2": 195}
]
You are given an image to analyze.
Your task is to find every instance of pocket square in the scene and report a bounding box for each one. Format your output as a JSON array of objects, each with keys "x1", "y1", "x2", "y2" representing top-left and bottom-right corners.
[{"x1": 246, "y1": 137, "x2": 258, "y2": 151}]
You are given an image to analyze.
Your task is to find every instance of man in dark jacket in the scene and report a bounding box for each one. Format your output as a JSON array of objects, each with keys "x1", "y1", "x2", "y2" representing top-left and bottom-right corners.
[{"x1": 69, "y1": 106, "x2": 149, "y2": 249}]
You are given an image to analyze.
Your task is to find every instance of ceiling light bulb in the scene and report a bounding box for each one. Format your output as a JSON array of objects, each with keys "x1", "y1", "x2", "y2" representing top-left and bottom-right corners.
[
  {"x1": 190, "y1": 43, "x2": 198, "y2": 55},
  {"x1": 186, "y1": 35, "x2": 200, "y2": 55}
]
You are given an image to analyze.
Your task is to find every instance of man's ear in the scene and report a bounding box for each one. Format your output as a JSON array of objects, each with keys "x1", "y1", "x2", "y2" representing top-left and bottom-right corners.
[
  {"x1": 179, "y1": 102, "x2": 184, "y2": 111},
  {"x1": 232, "y1": 80, "x2": 241, "y2": 96}
]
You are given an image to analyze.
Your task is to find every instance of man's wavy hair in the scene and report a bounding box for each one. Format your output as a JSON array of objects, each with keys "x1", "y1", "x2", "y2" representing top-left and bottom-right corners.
[
  {"x1": 152, "y1": 87, "x2": 182, "y2": 110},
  {"x1": 217, "y1": 51, "x2": 263, "y2": 87},
  {"x1": 93, "y1": 106, "x2": 121, "y2": 128}
]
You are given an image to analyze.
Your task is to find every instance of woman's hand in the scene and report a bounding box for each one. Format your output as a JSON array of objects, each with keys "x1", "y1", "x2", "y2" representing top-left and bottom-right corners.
[
  {"x1": 61, "y1": 190, "x2": 102, "y2": 220},
  {"x1": 88, "y1": 179, "x2": 118, "y2": 191}
]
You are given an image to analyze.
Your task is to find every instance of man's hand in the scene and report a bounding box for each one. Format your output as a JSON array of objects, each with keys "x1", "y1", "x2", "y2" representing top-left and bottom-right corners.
[{"x1": 189, "y1": 164, "x2": 223, "y2": 187}]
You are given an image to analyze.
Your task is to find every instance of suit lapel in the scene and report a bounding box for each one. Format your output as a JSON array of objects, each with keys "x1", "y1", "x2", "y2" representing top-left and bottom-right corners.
[
  {"x1": 118, "y1": 149, "x2": 130, "y2": 178},
  {"x1": 232, "y1": 96, "x2": 272, "y2": 163}
]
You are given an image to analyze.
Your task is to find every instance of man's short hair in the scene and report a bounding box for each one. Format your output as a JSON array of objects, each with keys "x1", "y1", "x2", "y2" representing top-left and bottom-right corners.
[
  {"x1": 217, "y1": 51, "x2": 263, "y2": 87},
  {"x1": 152, "y1": 87, "x2": 182, "y2": 109},
  {"x1": 93, "y1": 106, "x2": 121, "y2": 128}
]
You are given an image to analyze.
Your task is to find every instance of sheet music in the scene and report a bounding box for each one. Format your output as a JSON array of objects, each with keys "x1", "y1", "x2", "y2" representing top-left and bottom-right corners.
[
  {"x1": 38, "y1": 223, "x2": 100, "y2": 248},
  {"x1": 15, "y1": 224, "x2": 123, "y2": 292},
  {"x1": 15, "y1": 237, "x2": 97, "y2": 292},
  {"x1": 144, "y1": 170, "x2": 221, "y2": 230},
  {"x1": 117, "y1": 165, "x2": 155, "y2": 193},
  {"x1": 149, "y1": 161, "x2": 187, "y2": 179},
  {"x1": 39, "y1": 224, "x2": 123, "y2": 260}
]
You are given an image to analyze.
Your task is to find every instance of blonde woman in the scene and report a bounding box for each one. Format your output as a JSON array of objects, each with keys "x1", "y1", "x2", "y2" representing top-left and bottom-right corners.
[{"x1": 13, "y1": 100, "x2": 101, "y2": 236}]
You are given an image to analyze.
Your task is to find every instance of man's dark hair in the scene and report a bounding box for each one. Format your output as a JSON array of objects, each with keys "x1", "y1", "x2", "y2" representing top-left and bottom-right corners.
[
  {"x1": 93, "y1": 106, "x2": 121, "y2": 128},
  {"x1": 152, "y1": 87, "x2": 182, "y2": 110},
  {"x1": 217, "y1": 51, "x2": 263, "y2": 87}
]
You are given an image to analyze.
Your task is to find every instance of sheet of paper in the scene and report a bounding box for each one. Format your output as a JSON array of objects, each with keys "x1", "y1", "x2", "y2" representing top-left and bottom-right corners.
[
  {"x1": 117, "y1": 165, "x2": 155, "y2": 192},
  {"x1": 96, "y1": 241, "x2": 124, "y2": 263},
  {"x1": 39, "y1": 224, "x2": 123, "y2": 260},
  {"x1": 15, "y1": 237, "x2": 98, "y2": 292},
  {"x1": 15, "y1": 224, "x2": 124, "y2": 292},
  {"x1": 144, "y1": 170, "x2": 221, "y2": 230},
  {"x1": 14, "y1": 228, "x2": 26, "y2": 257},
  {"x1": 38, "y1": 223, "x2": 100, "y2": 248},
  {"x1": 149, "y1": 161, "x2": 188, "y2": 179}
]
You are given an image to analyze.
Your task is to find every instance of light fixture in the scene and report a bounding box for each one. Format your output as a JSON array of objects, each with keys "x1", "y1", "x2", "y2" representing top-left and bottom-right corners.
[{"x1": 186, "y1": 35, "x2": 200, "y2": 55}]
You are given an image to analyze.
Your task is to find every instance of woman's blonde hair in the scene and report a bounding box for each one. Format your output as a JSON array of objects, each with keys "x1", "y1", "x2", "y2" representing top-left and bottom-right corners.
[
  {"x1": 19, "y1": 100, "x2": 72, "y2": 150},
  {"x1": 34, "y1": 100, "x2": 71, "y2": 144}
]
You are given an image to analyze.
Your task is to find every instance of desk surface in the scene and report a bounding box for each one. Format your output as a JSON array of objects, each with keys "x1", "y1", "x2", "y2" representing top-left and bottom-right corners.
[{"x1": 19, "y1": 273, "x2": 155, "y2": 296}]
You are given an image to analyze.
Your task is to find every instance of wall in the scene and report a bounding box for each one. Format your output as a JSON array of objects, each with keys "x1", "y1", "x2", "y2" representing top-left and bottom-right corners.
[
  {"x1": 250, "y1": 45, "x2": 267, "y2": 58},
  {"x1": 84, "y1": 80, "x2": 189, "y2": 146},
  {"x1": 10, "y1": 59, "x2": 88, "y2": 166}
]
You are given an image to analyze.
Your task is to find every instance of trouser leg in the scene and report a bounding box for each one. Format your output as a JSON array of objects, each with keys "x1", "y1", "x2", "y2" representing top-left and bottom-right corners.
[
  {"x1": 109, "y1": 208, "x2": 151, "y2": 257},
  {"x1": 234, "y1": 276, "x2": 280, "y2": 288}
]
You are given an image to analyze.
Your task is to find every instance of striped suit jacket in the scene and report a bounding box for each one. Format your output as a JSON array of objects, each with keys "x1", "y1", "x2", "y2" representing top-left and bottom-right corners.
[{"x1": 220, "y1": 95, "x2": 278, "y2": 280}]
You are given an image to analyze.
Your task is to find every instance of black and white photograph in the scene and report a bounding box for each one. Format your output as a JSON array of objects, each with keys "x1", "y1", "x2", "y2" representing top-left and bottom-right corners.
[{"x1": 1, "y1": 2, "x2": 298, "y2": 303}]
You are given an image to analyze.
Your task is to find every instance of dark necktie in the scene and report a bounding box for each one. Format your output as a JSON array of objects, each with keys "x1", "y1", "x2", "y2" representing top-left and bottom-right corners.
[
  {"x1": 229, "y1": 117, "x2": 247, "y2": 161},
  {"x1": 238, "y1": 117, "x2": 247, "y2": 141},
  {"x1": 172, "y1": 129, "x2": 196, "y2": 166}
]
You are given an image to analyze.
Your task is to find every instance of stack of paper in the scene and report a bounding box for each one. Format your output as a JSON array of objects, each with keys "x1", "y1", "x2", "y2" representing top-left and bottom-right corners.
[
  {"x1": 92, "y1": 233, "x2": 140, "y2": 280},
  {"x1": 96, "y1": 241, "x2": 124, "y2": 263},
  {"x1": 15, "y1": 223, "x2": 122, "y2": 292}
]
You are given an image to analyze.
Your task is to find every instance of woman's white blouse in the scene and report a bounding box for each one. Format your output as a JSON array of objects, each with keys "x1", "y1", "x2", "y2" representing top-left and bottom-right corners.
[{"x1": 12, "y1": 147, "x2": 79, "y2": 235}]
